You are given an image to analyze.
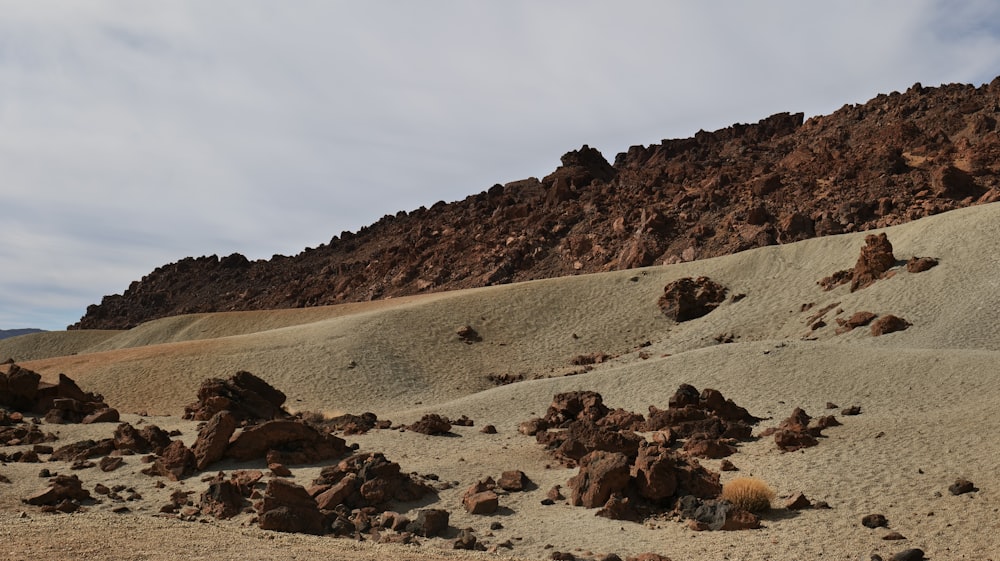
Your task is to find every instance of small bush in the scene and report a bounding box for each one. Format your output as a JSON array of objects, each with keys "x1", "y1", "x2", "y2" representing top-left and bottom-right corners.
[{"x1": 721, "y1": 477, "x2": 775, "y2": 513}]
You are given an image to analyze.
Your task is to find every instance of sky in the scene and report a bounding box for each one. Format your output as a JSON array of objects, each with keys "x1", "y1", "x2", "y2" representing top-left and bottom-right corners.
[{"x1": 2, "y1": 1, "x2": 999, "y2": 331}]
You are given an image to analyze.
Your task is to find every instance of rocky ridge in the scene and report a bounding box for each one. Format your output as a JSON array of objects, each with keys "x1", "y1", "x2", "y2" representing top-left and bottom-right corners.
[{"x1": 73, "y1": 78, "x2": 1000, "y2": 329}]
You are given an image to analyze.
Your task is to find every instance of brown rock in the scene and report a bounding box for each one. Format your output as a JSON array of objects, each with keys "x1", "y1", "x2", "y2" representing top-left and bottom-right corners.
[
  {"x1": 456, "y1": 325, "x2": 482, "y2": 343},
  {"x1": 658, "y1": 276, "x2": 728, "y2": 322},
  {"x1": 81, "y1": 408, "x2": 120, "y2": 424},
  {"x1": 24, "y1": 474, "x2": 91, "y2": 506},
  {"x1": 544, "y1": 391, "x2": 610, "y2": 427},
  {"x1": 835, "y1": 311, "x2": 877, "y2": 334},
  {"x1": 200, "y1": 474, "x2": 247, "y2": 519},
  {"x1": 567, "y1": 450, "x2": 631, "y2": 508},
  {"x1": 498, "y1": 470, "x2": 530, "y2": 492},
  {"x1": 405, "y1": 414, "x2": 452, "y2": 435},
  {"x1": 889, "y1": 548, "x2": 924, "y2": 561},
  {"x1": 257, "y1": 478, "x2": 324, "y2": 535},
  {"x1": 226, "y1": 419, "x2": 347, "y2": 464},
  {"x1": 683, "y1": 435, "x2": 736, "y2": 459},
  {"x1": 784, "y1": 492, "x2": 811, "y2": 509},
  {"x1": 142, "y1": 440, "x2": 196, "y2": 481},
  {"x1": 862, "y1": 513, "x2": 889, "y2": 528},
  {"x1": 948, "y1": 478, "x2": 976, "y2": 495},
  {"x1": 192, "y1": 410, "x2": 238, "y2": 471},
  {"x1": 406, "y1": 508, "x2": 450, "y2": 537},
  {"x1": 184, "y1": 371, "x2": 288, "y2": 422},
  {"x1": 463, "y1": 490, "x2": 499, "y2": 515},
  {"x1": 99, "y1": 456, "x2": 124, "y2": 472},
  {"x1": 314, "y1": 473, "x2": 358, "y2": 510},
  {"x1": 850, "y1": 233, "x2": 896, "y2": 291},
  {"x1": 871, "y1": 315, "x2": 911, "y2": 336},
  {"x1": 906, "y1": 256, "x2": 938, "y2": 273}
]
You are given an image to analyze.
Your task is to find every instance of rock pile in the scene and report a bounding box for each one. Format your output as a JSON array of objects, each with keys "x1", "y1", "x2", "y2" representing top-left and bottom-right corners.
[
  {"x1": 183, "y1": 371, "x2": 288, "y2": 423},
  {"x1": 0, "y1": 364, "x2": 118, "y2": 424},
  {"x1": 524, "y1": 387, "x2": 763, "y2": 528},
  {"x1": 760, "y1": 408, "x2": 842, "y2": 452}
]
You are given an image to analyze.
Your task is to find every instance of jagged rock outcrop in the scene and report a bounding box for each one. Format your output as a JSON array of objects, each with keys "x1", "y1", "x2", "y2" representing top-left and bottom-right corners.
[{"x1": 71, "y1": 78, "x2": 1000, "y2": 330}]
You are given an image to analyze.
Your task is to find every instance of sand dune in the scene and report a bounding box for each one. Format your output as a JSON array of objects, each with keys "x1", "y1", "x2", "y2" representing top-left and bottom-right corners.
[{"x1": 2, "y1": 203, "x2": 1000, "y2": 560}]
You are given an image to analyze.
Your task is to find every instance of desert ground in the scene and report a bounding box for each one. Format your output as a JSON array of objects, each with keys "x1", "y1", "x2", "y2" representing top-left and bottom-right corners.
[{"x1": 2, "y1": 202, "x2": 1000, "y2": 561}]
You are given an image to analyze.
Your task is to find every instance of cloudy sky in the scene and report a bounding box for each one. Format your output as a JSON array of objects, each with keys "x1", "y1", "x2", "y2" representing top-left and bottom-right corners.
[{"x1": 2, "y1": 1, "x2": 999, "y2": 331}]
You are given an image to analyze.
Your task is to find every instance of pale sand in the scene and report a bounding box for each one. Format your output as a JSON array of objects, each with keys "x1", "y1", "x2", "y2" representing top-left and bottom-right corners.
[{"x1": 2, "y1": 202, "x2": 1000, "y2": 560}]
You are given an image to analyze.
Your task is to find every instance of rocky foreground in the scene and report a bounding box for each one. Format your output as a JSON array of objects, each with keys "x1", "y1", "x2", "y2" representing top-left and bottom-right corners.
[{"x1": 73, "y1": 78, "x2": 1000, "y2": 330}]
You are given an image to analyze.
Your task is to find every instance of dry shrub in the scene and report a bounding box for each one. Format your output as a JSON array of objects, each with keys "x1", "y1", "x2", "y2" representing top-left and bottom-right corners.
[{"x1": 721, "y1": 477, "x2": 775, "y2": 513}]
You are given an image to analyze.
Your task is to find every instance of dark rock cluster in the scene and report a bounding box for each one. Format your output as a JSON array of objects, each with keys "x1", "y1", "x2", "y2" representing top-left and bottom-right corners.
[{"x1": 523, "y1": 387, "x2": 763, "y2": 528}]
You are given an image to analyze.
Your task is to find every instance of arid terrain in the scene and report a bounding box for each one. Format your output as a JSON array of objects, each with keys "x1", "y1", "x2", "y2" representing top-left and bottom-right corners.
[{"x1": 3, "y1": 200, "x2": 1000, "y2": 560}]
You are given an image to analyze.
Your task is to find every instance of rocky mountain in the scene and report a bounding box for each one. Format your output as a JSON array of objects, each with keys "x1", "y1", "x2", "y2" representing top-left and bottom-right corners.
[
  {"x1": 72, "y1": 78, "x2": 1000, "y2": 330},
  {"x1": 0, "y1": 329, "x2": 44, "y2": 340}
]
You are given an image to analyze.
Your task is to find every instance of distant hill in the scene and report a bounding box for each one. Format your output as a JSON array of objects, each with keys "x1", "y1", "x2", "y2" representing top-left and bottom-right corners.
[
  {"x1": 73, "y1": 78, "x2": 1000, "y2": 330},
  {"x1": 0, "y1": 328, "x2": 45, "y2": 340}
]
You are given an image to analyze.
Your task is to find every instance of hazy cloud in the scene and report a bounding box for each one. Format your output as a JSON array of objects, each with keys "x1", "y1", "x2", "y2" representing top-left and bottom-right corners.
[{"x1": 2, "y1": 1, "x2": 999, "y2": 329}]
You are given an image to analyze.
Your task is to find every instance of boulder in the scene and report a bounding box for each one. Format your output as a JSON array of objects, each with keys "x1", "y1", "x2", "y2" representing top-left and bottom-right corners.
[
  {"x1": 200, "y1": 473, "x2": 248, "y2": 519},
  {"x1": 184, "y1": 371, "x2": 288, "y2": 422},
  {"x1": 850, "y1": 233, "x2": 896, "y2": 291},
  {"x1": 24, "y1": 474, "x2": 91, "y2": 506},
  {"x1": 407, "y1": 508, "x2": 450, "y2": 538},
  {"x1": 658, "y1": 277, "x2": 728, "y2": 322},
  {"x1": 567, "y1": 450, "x2": 631, "y2": 508},
  {"x1": 405, "y1": 413, "x2": 452, "y2": 435},
  {"x1": 871, "y1": 315, "x2": 911, "y2": 336},
  {"x1": 498, "y1": 470, "x2": 530, "y2": 492},
  {"x1": 192, "y1": 410, "x2": 238, "y2": 470},
  {"x1": 142, "y1": 440, "x2": 196, "y2": 481},
  {"x1": 257, "y1": 478, "x2": 324, "y2": 535},
  {"x1": 226, "y1": 419, "x2": 347, "y2": 465}
]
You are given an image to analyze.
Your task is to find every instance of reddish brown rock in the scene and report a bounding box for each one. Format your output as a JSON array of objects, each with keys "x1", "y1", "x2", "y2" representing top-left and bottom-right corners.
[
  {"x1": 24, "y1": 474, "x2": 91, "y2": 506},
  {"x1": 200, "y1": 473, "x2": 248, "y2": 519},
  {"x1": 567, "y1": 450, "x2": 631, "y2": 508},
  {"x1": 406, "y1": 508, "x2": 450, "y2": 538},
  {"x1": 99, "y1": 456, "x2": 124, "y2": 472},
  {"x1": 456, "y1": 325, "x2": 482, "y2": 343},
  {"x1": 948, "y1": 478, "x2": 977, "y2": 495},
  {"x1": 785, "y1": 492, "x2": 812, "y2": 509},
  {"x1": 850, "y1": 233, "x2": 897, "y2": 291},
  {"x1": 226, "y1": 419, "x2": 347, "y2": 465},
  {"x1": 658, "y1": 277, "x2": 728, "y2": 322},
  {"x1": 871, "y1": 315, "x2": 911, "y2": 336},
  {"x1": 257, "y1": 478, "x2": 324, "y2": 535},
  {"x1": 405, "y1": 414, "x2": 452, "y2": 435},
  {"x1": 81, "y1": 408, "x2": 120, "y2": 424},
  {"x1": 463, "y1": 490, "x2": 499, "y2": 515},
  {"x1": 184, "y1": 371, "x2": 288, "y2": 423},
  {"x1": 192, "y1": 410, "x2": 237, "y2": 471},
  {"x1": 835, "y1": 311, "x2": 878, "y2": 334},
  {"x1": 142, "y1": 440, "x2": 196, "y2": 481},
  {"x1": 536, "y1": 419, "x2": 643, "y2": 465},
  {"x1": 683, "y1": 435, "x2": 737, "y2": 459},
  {"x1": 498, "y1": 470, "x2": 530, "y2": 492},
  {"x1": 544, "y1": 391, "x2": 610, "y2": 427},
  {"x1": 906, "y1": 256, "x2": 938, "y2": 273}
]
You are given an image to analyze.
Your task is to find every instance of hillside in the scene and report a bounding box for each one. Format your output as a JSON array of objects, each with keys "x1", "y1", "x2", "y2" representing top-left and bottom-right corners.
[
  {"x1": 72, "y1": 78, "x2": 1000, "y2": 330},
  {"x1": 3, "y1": 202, "x2": 999, "y2": 560}
]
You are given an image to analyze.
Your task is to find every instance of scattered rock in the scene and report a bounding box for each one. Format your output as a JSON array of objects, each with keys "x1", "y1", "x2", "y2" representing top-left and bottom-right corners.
[
  {"x1": 862, "y1": 513, "x2": 889, "y2": 528},
  {"x1": 785, "y1": 492, "x2": 812, "y2": 510},
  {"x1": 406, "y1": 508, "x2": 450, "y2": 538},
  {"x1": 948, "y1": 478, "x2": 977, "y2": 495},
  {"x1": 24, "y1": 474, "x2": 91, "y2": 506},
  {"x1": 498, "y1": 470, "x2": 531, "y2": 492},
  {"x1": 871, "y1": 315, "x2": 911, "y2": 336},
  {"x1": 906, "y1": 256, "x2": 938, "y2": 273},
  {"x1": 883, "y1": 531, "x2": 907, "y2": 540},
  {"x1": 889, "y1": 548, "x2": 925, "y2": 561},
  {"x1": 456, "y1": 325, "x2": 482, "y2": 343}
]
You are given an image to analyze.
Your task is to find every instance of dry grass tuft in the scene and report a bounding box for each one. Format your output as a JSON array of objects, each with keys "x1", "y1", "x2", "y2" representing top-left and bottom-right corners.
[{"x1": 722, "y1": 477, "x2": 775, "y2": 513}]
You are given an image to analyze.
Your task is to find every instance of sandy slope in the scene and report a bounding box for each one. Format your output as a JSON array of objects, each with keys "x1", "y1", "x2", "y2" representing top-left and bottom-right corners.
[{"x1": 2, "y1": 203, "x2": 1000, "y2": 560}]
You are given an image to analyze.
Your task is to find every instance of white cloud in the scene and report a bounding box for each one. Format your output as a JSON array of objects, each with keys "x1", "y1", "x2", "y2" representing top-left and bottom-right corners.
[{"x1": 1, "y1": 0, "x2": 999, "y2": 329}]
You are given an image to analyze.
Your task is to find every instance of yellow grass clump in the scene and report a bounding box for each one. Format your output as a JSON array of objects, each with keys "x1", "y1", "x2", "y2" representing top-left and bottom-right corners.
[{"x1": 721, "y1": 477, "x2": 775, "y2": 513}]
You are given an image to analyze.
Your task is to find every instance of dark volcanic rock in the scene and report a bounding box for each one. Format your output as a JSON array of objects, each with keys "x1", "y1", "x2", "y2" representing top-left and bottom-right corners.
[
  {"x1": 850, "y1": 233, "x2": 897, "y2": 291},
  {"x1": 192, "y1": 411, "x2": 238, "y2": 470},
  {"x1": 226, "y1": 419, "x2": 347, "y2": 465},
  {"x1": 567, "y1": 450, "x2": 631, "y2": 508},
  {"x1": 71, "y1": 79, "x2": 1000, "y2": 331}
]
